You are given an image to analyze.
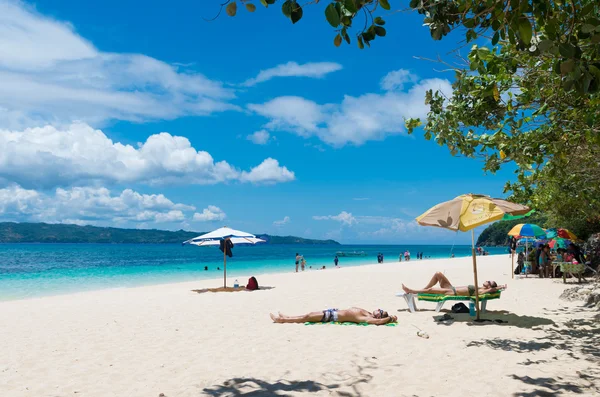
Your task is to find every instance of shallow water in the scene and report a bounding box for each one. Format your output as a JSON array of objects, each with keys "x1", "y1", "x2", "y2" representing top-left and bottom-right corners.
[{"x1": 0, "y1": 243, "x2": 506, "y2": 300}]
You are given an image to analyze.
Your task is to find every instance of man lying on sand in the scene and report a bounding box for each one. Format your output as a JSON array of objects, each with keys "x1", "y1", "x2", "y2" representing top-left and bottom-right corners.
[
  {"x1": 402, "y1": 271, "x2": 506, "y2": 296},
  {"x1": 270, "y1": 307, "x2": 397, "y2": 325}
]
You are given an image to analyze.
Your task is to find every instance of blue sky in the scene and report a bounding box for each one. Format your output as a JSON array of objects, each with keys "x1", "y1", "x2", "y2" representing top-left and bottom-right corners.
[{"x1": 0, "y1": 0, "x2": 514, "y2": 243}]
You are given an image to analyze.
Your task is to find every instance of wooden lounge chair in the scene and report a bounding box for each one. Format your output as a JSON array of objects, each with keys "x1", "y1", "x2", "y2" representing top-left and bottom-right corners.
[{"x1": 396, "y1": 291, "x2": 502, "y2": 313}]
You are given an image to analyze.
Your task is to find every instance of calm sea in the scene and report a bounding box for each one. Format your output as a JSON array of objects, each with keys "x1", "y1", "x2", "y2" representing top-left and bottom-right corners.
[{"x1": 0, "y1": 243, "x2": 507, "y2": 301}]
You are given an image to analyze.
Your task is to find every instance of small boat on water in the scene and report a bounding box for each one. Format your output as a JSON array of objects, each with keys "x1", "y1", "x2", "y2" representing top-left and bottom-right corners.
[{"x1": 336, "y1": 251, "x2": 367, "y2": 257}]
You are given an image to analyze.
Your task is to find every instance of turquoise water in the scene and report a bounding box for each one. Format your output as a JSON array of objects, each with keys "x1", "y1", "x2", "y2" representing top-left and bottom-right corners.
[{"x1": 0, "y1": 244, "x2": 507, "y2": 301}]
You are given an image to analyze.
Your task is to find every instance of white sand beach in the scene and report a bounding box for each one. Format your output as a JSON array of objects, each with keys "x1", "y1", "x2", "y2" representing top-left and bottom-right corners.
[{"x1": 1, "y1": 255, "x2": 598, "y2": 396}]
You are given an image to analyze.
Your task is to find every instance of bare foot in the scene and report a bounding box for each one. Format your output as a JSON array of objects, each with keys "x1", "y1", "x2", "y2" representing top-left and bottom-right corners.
[
  {"x1": 270, "y1": 313, "x2": 280, "y2": 323},
  {"x1": 402, "y1": 284, "x2": 413, "y2": 294}
]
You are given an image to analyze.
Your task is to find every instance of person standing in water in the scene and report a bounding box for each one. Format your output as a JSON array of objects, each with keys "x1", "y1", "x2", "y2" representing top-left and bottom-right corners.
[
  {"x1": 334, "y1": 255, "x2": 339, "y2": 267},
  {"x1": 295, "y1": 253, "x2": 301, "y2": 272}
]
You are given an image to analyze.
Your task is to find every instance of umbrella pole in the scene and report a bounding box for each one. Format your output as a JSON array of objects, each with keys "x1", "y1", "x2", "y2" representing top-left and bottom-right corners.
[
  {"x1": 223, "y1": 246, "x2": 227, "y2": 288},
  {"x1": 511, "y1": 252, "x2": 514, "y2": 279},
  {"x1": 471, "y1": 229, "x2": 481, "y2": 320}
]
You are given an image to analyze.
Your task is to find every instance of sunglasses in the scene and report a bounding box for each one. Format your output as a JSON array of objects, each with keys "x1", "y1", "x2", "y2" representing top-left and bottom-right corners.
[{"x1": 377, "y1": 309, "x2": 387, "y2": 318}]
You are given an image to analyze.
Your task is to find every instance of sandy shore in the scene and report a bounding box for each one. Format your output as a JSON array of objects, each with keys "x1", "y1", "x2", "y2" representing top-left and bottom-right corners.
[{"x1": 1, "y1": 255, "x2": 598, "y2": 396}]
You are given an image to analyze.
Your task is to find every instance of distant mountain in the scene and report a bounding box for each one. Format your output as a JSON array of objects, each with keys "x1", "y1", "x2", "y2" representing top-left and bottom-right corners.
[{"x1": 0, "y1": 222, "x2": 340, "y2": 245}]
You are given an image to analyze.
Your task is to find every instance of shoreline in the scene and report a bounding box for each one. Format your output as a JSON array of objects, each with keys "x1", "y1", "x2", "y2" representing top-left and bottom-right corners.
[{"x1": 0, "y1": 253, "x2": 508, "y2": 303}]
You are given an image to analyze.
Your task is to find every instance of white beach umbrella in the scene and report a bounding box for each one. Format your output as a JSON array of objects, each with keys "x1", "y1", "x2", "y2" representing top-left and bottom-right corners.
[{"x1": 183, "y1": 227, "x2": 264, "y2": 287}]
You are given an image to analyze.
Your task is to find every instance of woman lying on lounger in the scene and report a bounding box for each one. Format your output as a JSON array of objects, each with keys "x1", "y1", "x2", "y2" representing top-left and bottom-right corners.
[
  {"x1": 270, "y1": 307, "x2": 398, "y2": 325},
  {"x1": 402, "y1": 272, "x2": 506, "y2": 296}
]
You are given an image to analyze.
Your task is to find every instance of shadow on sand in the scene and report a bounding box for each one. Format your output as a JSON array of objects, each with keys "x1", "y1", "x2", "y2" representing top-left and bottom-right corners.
[
  {"x1": 192, "y1": 286, "x2": 275, "y2": 294},
  {"x1": 432, "y1": 311, "x2": 555, "y2": 329},
  {"x1": 200, "y1": 357, "x2": 402, "y2": 397},
  {"x1": 465, "y1": 305, "x2": 600, "y2": 396}
]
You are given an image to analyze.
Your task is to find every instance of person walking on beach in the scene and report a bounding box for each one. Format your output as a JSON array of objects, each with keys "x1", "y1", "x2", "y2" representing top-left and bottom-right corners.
[
  {"x1": 270, "y1": 307, "x2": 397, "y2": 325},
  {"x1": 401, "y1": 271, "x2": 505, "y2": 296},
  {"x1": 295, "y1": 253, "x2": 301, "y2": 272},
  {"x1": 301, "y1": 256, "x2": 306, "y2": 272},
  {"x1": 334, "y1": 255, "x2": 339, "y2": 267}
]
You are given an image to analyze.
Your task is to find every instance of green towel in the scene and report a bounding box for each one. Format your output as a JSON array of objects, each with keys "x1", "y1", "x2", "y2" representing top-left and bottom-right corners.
[
  {"x1": 304, "y1": 321, "x2": 397, "y2": 326},
  {"x1": 417, "y1": 292, "x2": 501, "y2": 302}
]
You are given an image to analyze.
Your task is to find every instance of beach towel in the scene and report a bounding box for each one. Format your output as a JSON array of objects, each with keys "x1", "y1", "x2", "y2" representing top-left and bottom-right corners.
[{"x1": 304, "y1": 321, "x2": 397, "y2": 327}]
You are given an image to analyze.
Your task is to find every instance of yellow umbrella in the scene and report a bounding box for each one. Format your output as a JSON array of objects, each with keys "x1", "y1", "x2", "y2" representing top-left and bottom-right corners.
[{"x1": 416, "y1": 194, "x2": 530, "y2": 319}]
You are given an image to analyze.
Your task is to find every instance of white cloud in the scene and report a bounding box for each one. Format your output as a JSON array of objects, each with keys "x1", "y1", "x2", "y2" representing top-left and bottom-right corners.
[
  {"x1": 247, "y1": 129, "x2": 271, "y2": 145},
  {"x1": 243, "y1": 61, "x2": 342, "y2": 86},
  {"x1": 193, "y1": 205, "x2": 226, "y2": 222},
  {"x1": 0, "y1": 123, "x2": 295, "y2": 188},
  {"x1": 313, "y1": 211, "x2": 356, "y2": 226},
  {"x1": 0, "y1": 184, "x2": 197, "y2": 227},
  {"x1": 248, "y1": 73, "x2": 452, "y2": 146},
  {"x1": 273, "y1": 216, "x2": 290, "y2": 226},
  {"x1": 380, "y1": 69, "x2": 418, "y2": 91},
  {"x1": 239, "y1": 158, "x2": 295, "y2": 184},
  {"x1": 0, "y1": 1, "x2": 236, "y2": 128}
]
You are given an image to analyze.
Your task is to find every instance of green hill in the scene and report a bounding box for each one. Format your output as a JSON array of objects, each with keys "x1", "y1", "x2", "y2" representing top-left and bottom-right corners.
[
  {"x1": 0, "y1": 222, "x2": 340, "y2": 245},
  {"x1": 476, "y1": 213, "x2": 548, "y2": 246}
]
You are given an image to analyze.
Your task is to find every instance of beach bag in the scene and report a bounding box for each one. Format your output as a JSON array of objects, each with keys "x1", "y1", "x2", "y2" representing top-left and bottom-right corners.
[
  {"x1": 246, "y1": 276, "x2": 259, "y2": 291},
  {"x1": 451, "y1": 303, "x2": 470, "y2": 314}
]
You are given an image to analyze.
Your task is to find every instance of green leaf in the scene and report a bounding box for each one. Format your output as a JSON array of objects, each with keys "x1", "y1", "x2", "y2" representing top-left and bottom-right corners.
[
  {"x1": 226, "y1": 1, "x2": 237, "y2": 16},
  {"x1": 334, "y1": 33, "x2": 342, "y2": 47},
  {"x1": 582, "y1": 24, "x2": 597, "y2": 34},
  {"x1": 379, "y1": 0, "x2": 391, "y2": 11},
  {"x1": 245, "y1": 3, "x2": 256, "y2": 12},
  {"x1": 492, "y1": 32, "x2": 499, "y2": 45},
  {"x1": 357, "y1": 35, "x2": 364, "y2": 49},
  {"x1": 518, "y1": 17, "x2": 532, "y2": 45},
  {"x1": 559, "y1": 43, "x2": 576, "y2": 58},
  {"x1": 325, "y1": 3, "x2": 340, "y2": 27},
  {"x1": 291, "y1": 4, "x2": 303, "y2": 24},
  {"x1": 282, "y1": 0, "x2": 292, "y2": 17},
  {"x1": 375, "y1": 26, "x2": 386, "y2": 37},
  {"x1": 374, "y1": 16, "x2": 385, "y2": 25},
  {"x1": 560, "y1": 59, "x2": 575, "y2": 74},
  {"x1": 260, "y1": 0, "x2": 268, "y2": 7},
  {"x1": 592, "y1": 34, "x2": 600, "y2": 44},
  {"x1": 409, "y1": 0, "x2": 419, "y2": 8},
  {"x1": 343, "y1": 0, "x2": 358, "y2": 14},
  {"x1": 265, "y1": 0, "x2": 276, "y2": 3},
  {"x1": 463, "y1": 18, "x2": 475, "y2": 28},
  {"x1": 343, "y1": 30, "x2": 351, "y2": 44},
  {"x1": 538, "y1": 39, "x2": 553, "y2": 52}
]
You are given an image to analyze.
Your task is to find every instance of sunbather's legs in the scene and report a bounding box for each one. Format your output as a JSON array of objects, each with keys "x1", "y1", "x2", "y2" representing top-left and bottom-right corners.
[
  {"x1": 423, "y1": 271, "x2": 453, "y2": 289},
  {"x1": 402, "y1": 284, "x2": 453, "y2": 294},
  {"x1": 270, "y1": 311, "x2": 324, "y2": 323}
]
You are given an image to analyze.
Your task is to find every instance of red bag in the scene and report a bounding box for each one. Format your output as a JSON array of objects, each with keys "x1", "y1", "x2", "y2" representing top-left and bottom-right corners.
[{"x1": 246, "y1": 276, "x2": 259, "y2": 291}]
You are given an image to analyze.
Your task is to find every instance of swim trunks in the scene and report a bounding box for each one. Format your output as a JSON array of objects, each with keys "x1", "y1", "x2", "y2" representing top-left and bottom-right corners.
[{"x1": 321, "y1": 308, "x2": 338, "y2": 322}]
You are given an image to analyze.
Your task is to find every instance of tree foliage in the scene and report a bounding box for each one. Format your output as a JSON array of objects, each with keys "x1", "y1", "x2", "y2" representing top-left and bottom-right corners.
[{"x1": 220, "y1": 0, "x2": 600, "y2": 239}]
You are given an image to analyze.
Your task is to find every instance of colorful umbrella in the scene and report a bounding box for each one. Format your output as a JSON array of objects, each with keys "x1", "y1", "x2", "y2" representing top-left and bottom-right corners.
[
  {"x1": 508, "y1": 223, "x2": 547, "y2": 238},
  {"x1": 548, "y1": 238, "x2": 571, "y2": 249},
  {"x1": 416, "y1": 194, "x2": 530, "y2": 320},
  {"x1": 546, "y1": 228, "x2": 578, "y2": 241}
]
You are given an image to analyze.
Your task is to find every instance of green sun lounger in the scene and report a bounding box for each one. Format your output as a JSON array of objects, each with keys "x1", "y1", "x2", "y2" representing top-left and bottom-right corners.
[{"x1": 396, "y1": 291, "x2": 502, "y2": 313}]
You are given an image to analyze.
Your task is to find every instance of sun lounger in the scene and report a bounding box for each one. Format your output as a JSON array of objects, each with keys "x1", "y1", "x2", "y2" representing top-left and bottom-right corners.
[{"x1": 396, "y1": 291, "x2": 502, "y2": 313}]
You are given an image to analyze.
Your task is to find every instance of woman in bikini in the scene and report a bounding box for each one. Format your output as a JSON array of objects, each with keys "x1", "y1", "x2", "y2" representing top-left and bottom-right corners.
[
  {"x1": 270, "y1": 307, "x2": 397, "y2": 325},
  {"x1": 401, "y1": 272, "x2": 505, "y2": 296}
]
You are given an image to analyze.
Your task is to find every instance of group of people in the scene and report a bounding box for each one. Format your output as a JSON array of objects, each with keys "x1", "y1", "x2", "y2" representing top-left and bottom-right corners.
[
  {"x1": 377, "y1": 253, "x2": 385, "y2": 263},
  {"x1": 398, "y1": 251, "x2": 426, "y2": 261},
  {"x1": 516, "y1": 242, "x2": 587, "y2": 278},
  {"x1": 271, "y1": 271, "x2": 505, "y2": 325},
  {"x1": 294, "y1": 253, "x2": 306, "y2": 272}
]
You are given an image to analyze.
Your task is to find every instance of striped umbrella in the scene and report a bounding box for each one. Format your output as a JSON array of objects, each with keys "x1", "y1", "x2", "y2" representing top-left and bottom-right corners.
[{"x1": 508, "y1": 223, "x2": 547, "y2": 239}]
